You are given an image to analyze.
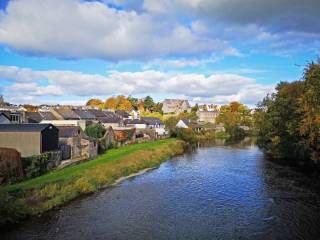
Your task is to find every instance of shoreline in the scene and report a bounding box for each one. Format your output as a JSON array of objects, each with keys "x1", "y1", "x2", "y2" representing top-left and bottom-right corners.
[{"x1": 0, "y1": 139, "x2": 186, "y2": 229}]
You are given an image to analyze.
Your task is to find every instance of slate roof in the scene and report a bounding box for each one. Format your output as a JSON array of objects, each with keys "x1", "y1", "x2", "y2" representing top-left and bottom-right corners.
[
  {"x1": 125, "y1": 119, "x2": 147, "y2": 125},
  {"x1": 86, "y1": 110, "x2": 120, "y2": 123},
  {"x1": 39, "y1": 111, "x2": 58, "y2": 120},
  {"x1": 54, "y1": 108, "x2": 80, "y2": 120},
  {"x1": 73, "y1": 109, "x2": 95, "y2": 120},
  {"x1": 0, "y1": 113, "x2": 11, "y2": 123},
  {"x1": 115, "y1": 110, "x2": 130, "y2": 118},
  {"x1": 0, "y1": 124, "x2": 56, "y2": 132},
  {"x1": 26, "y1": 112, "x2": 43, "y2": 123},
  {"x1": 141, "y1": 117, "x2": 163, "y2": 126}
]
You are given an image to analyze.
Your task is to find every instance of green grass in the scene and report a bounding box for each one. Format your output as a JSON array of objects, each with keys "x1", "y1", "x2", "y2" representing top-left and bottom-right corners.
[
  {"x1": 1, "y1": 138, "x2": 177, "y2": 192},
  {"x1": 0, "y1": 138, "x2": 185, "y2": 227}
]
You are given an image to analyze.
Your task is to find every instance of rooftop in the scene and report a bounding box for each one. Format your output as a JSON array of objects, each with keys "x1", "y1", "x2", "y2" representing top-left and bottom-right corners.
[{"x1": 0, "y1": 124, "x2": 56, "y2": 132}]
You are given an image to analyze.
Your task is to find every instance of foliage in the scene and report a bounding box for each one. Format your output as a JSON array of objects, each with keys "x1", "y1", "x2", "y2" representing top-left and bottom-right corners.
[
  {"x1": 177, "y1": 128, "x2": 197, "y2": 143},
  {"x1": 216, "y1": 101, "x2": 252, "y2": 127},
  {"x1": 299, "y1": 63, "x2": 320, "y2": 162},
  {"x1": 143, "y1": 96, "x2": 155, "y2": 111},
  {"x1": 164, "y1": 116, "x2": 179, "y2": 137},
  {"x1": 86, "y1": 98, "x2": 104, "y2": 109},
  {"x1": 225, "y1": 125, "x2": 246, "y2": 140},
  {"x1": 104, "y1": 97, "x2": 117, "y2": 110},
  {"x1": 22, "y1": 154, "x2": 49, "y2": 179},
  {"x1": 255, "y1": 62, "x2": 320, "y2": 164},
  {"x1": 85, "y1": 123, "x2": 106, "y2": 139}
]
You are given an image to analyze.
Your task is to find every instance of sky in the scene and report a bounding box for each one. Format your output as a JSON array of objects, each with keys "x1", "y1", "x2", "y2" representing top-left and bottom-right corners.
[{"x1": 0, "y1": 0, "x2": 319, "y2": 106}]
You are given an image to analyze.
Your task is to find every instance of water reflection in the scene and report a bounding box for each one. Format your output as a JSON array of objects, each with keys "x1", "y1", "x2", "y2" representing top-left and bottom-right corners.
[{"x1": 3, "y1": 138, "x2": 320, "y2": 240}]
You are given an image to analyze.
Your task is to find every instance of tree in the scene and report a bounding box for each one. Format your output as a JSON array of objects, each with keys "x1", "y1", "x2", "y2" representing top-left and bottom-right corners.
[
  {"x1": 105, "y1": 97, "x2": 117, "y2": 110},
  {"x1": 85, "y1": 123, "x2": 106, "y2": 138},
  {"x1": 143, "y1": 96, "x2": 155, "y2": 112},
  {"x1": 86, "y1": 98, "x2": 103, "y2": 108},
  {"x1": 299, "y1": 62, "x2": 320, "y2": 162},
  {"x1": 127, "y1": 96, "x2": 139, "y2": 110},
  {"x1": 117, "y1": 96, "x2": 132, "y2": 111}
]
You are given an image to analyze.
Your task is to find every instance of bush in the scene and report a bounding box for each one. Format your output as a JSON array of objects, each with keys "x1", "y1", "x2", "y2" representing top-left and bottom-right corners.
[
  {"x1": 225, "y1": 125, "x2": 246, "y2": 140},
  {"x1": 21, "y1": 153, "x2": 49, "y2": 179},
  {"x1": 177, "y1": 128, "x2": 197, "y2": 143},
  {"x1": 85, "y1": 123, "x2": 106, "y2": 139}
]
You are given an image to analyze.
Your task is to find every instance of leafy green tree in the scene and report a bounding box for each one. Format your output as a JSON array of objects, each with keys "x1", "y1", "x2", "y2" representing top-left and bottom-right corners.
[
  {"x1": 143, "y1": 96, "x2": 155, "y2": 112},
  {"x1": 85, "y1": 123, "x2": 106, "y2": 139},
  {"x1": 299, "y1": 62, "x2": 320, "y2": 162}
]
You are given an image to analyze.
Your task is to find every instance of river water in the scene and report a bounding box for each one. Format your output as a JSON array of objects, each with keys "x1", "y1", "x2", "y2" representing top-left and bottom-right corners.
[{"x1": 3, "y1": 138, "x2": 320, "y2": 240}]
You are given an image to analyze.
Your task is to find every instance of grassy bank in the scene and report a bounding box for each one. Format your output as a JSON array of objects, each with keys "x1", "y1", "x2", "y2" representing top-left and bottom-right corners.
[{"x1": 0, "y1": 139, "x2": 186, "y2": 227}]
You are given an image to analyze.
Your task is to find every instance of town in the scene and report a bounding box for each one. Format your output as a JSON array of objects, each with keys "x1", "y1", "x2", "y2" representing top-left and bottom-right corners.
[{"x1": 0, "y1": 95, "x2": 253, "y2": 184}]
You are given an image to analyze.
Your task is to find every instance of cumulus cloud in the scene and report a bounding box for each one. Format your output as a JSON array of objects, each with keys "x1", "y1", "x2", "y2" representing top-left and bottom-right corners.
[
  {"x1": 0, "y1": 65, "x2": 274, "y2": 105},
  {"x1": 0, "y1": 0, "x2": 236, "y2": 60}
]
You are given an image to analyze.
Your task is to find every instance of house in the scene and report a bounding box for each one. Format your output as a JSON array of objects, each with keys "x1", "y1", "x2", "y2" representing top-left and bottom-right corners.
[
  {"x1": 51, "y1": 107, "x2": 80, "y2": 120},
  {"x1": 131, "y1": 109, "x2": 140, "y2": 119},
  {"x1": 115, "y1": 110, "x2": 131, "y2": 120},
  {"x1": 72, "y1": 109, "x2": 96, "y2": 121},
  {"x1": 124, "y1": 119, "x2": 148, "y2": 129},
  {"x1": 89, "y1": 109, "x2": 121, "y2": 128},
  {"x1": 57, "y1": 126, "x2": 98, "y2": 160},
  {"x1": 0, "y1": 124, "x2": 59, "y2": 157},
  {"x1": 0, "y1": 106, "x2": 26, "y2": 123},
  {"x1": 196, "y1": 110, "x2": 219, "y2": 123},
  {"x1": 25, "y1": 112, "x2": 43, "y2": 123},
  {"x1": 162, "y1": 99, "x2": 191, "y2": 114},
  {"x1": 0, "y1": 112, "x2": 11, "y2": 124},
  {"x1": 176, "y1": 119, "x2": 204, "y2": 132},
  {"x1": 142, "y1": 117, "x2": 166, "y2": 137},
  {"x1": 198, "y1": 104, "x2": 219, "y2": 112}
]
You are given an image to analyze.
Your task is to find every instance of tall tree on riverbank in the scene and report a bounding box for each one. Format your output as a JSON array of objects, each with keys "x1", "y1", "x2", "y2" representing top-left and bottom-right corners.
[
  {"x1": 256, "y1": 61, "x2": 320, "y2": 164},
  {"x1": 299, "y1": 63, "x2": 320, "y2": 163}
]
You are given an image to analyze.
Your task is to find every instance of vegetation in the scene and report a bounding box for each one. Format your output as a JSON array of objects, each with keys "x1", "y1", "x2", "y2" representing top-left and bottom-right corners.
[
  {"x1": 0, "y1": 139, "x2": 185, "y2": 227},
  {"x1": 22, "y1": 154, "x2": 49, "y2": 179},
  {"x1": 255, "y1": 62, "x2": 320, "y2": 165},
  {"x1": 216, "y1": 101, "x2": 252, "y2": 140},
  {"x1": 85, "y1": 123, "x2": 106, "y2": 139}
]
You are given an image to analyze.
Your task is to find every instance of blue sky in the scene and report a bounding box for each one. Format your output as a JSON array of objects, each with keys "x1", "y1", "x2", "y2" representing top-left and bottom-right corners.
[{"x1": 0, "y1": 0, "x2": 319, "y2": 106}]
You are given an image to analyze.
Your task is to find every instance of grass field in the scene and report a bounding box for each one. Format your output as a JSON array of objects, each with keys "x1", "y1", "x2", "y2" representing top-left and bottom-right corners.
[{"x1": 0, "y1": 139, "x2": 185, "y2": 227}]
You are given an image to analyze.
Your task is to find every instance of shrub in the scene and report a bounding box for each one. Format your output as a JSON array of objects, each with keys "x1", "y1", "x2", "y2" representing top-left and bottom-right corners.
[
  {"x1": 85, "y1": 123, "x2": 106, "y2": 139},
  {"x1": 21, "y1": 153, "x2": 49, "y2": 179},
  {"x1": 177, "y1": 128, "x2": 197, "y2": 143}
]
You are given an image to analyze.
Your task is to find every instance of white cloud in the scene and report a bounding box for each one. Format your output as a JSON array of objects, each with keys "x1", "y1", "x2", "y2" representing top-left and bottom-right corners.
[
  {"x1": 0, "y1": 65, "x2": 274, "y2": 105},
  {"x1": 0, "y1": 0, "x2": 236, "y2": 60}
]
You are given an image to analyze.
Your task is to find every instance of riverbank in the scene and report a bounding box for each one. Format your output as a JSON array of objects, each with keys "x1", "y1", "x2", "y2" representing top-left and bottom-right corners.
[{"x1": 0, "y1": 139, "x2": 186, "y2": 228}]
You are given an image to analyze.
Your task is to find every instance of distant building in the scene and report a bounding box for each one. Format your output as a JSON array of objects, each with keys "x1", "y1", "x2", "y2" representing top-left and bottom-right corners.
[
  {"x1": 124, "y1": 119, "x2": 148, "y2": 129},
  {"x1": 0, "y1": 106, "x2": 26, "y2": 123},
  {"x1": 197, "y1": 110, "x2": 219, "y2": 123},
  {"x1": 162, "y1": 99, "x2": 191, "y2": 114},
  {"x1": 0, "y1": 124, "x2": 59, "y2": 157},
  {"x1": 142, "y1": 117, "x2": 166, "y2": 137}
]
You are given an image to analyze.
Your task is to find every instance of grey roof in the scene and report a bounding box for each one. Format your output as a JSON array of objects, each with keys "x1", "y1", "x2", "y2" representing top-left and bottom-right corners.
[
  {"x1": 73, "y1": 109, "x2": 95, "y2": 119},
  {"x1": 26, "y1": 112, "x2": 43, "y2": 123},
  {"x1": 0, "y1": 113, "x2": 11, "y2": 123},
  {"x1": 0, "y1": 124, "x2": 56, "y2": 132},
  {"x1": 54, "y1": 108, "x2": 80, "y2": 120},
  {"x1": 115, "y1": 110, "x2": 130, "y2": 118},
  {"x1": 88, "y1": 109, "x2": 107, "y2": 118},
  {"x1": 125, "y1": 119, "x2": 147, "y2": 125},
  {"x1": 141, "y1": 117, "x2": 163, "y2": 125},
  {"x1": 39, "y1": 112, "x2": 58, "y2": 120}
]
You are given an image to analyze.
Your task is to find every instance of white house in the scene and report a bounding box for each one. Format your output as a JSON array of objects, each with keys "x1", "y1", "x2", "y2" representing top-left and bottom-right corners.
[{"x1": 176, "y1": 119, "x2": 191, "y2": 128}]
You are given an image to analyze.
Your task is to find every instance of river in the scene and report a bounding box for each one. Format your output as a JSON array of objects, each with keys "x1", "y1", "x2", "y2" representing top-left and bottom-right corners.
[{"x1": 3, "y1": 138, "x2": 320, "y2": 240}]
